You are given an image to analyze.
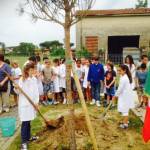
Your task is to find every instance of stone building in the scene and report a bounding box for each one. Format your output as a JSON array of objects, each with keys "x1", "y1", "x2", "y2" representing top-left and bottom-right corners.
[{"x1": 76, "y1": 8, "x2": 150, "y2": 62}]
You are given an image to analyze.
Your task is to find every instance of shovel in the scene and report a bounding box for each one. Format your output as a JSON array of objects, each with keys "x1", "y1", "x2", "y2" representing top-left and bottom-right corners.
[{"x1": 2, "y1": 69, "x2": 64, "y2": 129}]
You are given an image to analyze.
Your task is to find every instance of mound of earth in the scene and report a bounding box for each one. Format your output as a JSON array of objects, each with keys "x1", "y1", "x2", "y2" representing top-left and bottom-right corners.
[{"x1": 29, "y1": 112, "x2": 150, "y2": 150}]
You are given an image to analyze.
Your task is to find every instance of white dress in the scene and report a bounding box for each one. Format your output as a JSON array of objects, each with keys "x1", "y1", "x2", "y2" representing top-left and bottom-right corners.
[
  {"x1": 115, "y1": 74, "x2": 135, "y2": 114},
  {"x1": 59, "y1": 64, "x2": 66, "y2": 89},
  {"x1": 83, "y1": 66, "x2": 89, "y2": 88},
  {"x1": 52, "y1": 66, "x2": 60, "y2": 93},
  {"x1": 17, "y1": 77, "x2": 39, "y2": 121}
]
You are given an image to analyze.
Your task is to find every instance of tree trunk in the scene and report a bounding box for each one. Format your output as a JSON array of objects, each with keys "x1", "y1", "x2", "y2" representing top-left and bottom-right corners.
[{"x1": 64, "y1": 22, "x2": 77, "y2": 149}]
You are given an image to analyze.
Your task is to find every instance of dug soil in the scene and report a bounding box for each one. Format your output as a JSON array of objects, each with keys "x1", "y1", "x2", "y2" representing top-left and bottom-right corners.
[{"x1": 29, "y1": 109, "x2": 150, "y2": 150}]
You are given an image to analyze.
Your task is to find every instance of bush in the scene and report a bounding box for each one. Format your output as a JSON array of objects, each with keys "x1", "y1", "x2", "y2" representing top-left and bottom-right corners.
[
  {"x1": 50, "y1": 48, "x2": 65, "y2": 57},
  {"x1": 76, "y1": 48, "x2": 91, "y2": 59}
]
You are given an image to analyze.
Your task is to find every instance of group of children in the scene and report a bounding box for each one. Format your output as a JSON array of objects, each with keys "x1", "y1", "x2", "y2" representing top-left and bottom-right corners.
[{"x1": 0, "y1": 53, "x2": 150, "y2": 150}]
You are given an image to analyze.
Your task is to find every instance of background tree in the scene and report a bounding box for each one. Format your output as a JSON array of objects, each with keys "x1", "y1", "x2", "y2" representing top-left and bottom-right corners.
[
  {"x1": 20, "y1": 1, "x2": 96, "y2": 149},
  {"x1": 136, "y1": 0, "x2": 148, "y2": 8},
  {"x1": 0, "y1": 42, "x2": 5, "y2": 54},
  {"x1": 13, "y1": 42, "x2": 36, "y2": 56},
  {"x1": 39, "y1": 40, "x2": 63, "y2": 51}
]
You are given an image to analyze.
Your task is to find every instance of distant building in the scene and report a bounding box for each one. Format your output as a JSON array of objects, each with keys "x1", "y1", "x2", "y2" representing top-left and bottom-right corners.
[{"x1": 76, "y1": 8, "x2": 150, "y2": 61}]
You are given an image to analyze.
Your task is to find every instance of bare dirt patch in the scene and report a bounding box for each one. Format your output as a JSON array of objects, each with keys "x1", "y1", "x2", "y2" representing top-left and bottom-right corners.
[{"x1": 29, "y1": 110, "x2": 150, "y2": 150}]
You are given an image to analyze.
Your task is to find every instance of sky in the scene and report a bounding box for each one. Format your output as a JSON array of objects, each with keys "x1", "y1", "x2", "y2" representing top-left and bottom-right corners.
[{"x1": 0, "y1": 0, "x2": 150, "y2": 47}]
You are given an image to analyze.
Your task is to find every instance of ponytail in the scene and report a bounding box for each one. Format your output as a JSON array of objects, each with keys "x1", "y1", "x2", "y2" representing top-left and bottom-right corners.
[{"x1": 119, "y1": 64, "x2": 132, "y2": 84}]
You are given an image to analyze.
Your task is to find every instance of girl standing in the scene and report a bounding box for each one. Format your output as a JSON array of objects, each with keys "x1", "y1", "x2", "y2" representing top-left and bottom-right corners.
[
  {"x1": 14, "y1": 63, "x2": 39, "y2": 150},
  {"x1": 113, "y1": 65, "x2": 135, "y2": 129},
  {"x1": 52, "y1": 59, "x2": 61, "y2": 103},
  {"x1": 82, "y1": 59, "x2": 91, "y2": 102}
]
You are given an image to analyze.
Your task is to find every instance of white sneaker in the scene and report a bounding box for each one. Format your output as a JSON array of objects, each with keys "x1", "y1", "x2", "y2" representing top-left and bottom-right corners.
[
  {"x1": 0, "y1": 109, "x2": 2, "y2": 114},
  {"x1": 4, "y1": 108, "x2": 10, "y2": 113},
  {"x1": 63, "y1": 99, "x2": 67, "y2": 104},
  {"x1": 90, "y1": 99, "x2": 96, "y2": 105},
  {"x1": 96, "y1": 101, "x2": 101, "y2": 107}
]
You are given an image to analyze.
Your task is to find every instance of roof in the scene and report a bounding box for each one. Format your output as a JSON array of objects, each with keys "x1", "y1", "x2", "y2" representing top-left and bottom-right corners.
[{"x1": 76, "y1": 8, "x2": 150, "y2": 17}]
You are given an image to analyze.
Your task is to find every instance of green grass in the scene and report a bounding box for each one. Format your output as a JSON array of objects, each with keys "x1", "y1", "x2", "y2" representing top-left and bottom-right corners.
[
  {"x1": 7, "y1": 105, "x2": 52, "y2": 150},
  {"x1": 5, "y1": 56, "x2": 28, "y2": 68}
]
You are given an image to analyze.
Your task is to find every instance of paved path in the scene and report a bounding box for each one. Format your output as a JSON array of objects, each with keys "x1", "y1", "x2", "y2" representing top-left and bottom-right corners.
[
  {"x1": 131, "y1": 91, "x2": 146, "y2": 123},
  {"x1": 0, "y1": 107, "x2": 20, "y2": 150}
]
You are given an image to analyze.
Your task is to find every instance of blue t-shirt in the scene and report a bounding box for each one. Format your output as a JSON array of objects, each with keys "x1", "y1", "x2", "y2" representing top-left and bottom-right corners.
[
  {"x1": 0, "y1": 63, "x2": 11, "y2": 82},
  {"x1": 136, "y1": 70, "x2": 148, "y2": 88}
]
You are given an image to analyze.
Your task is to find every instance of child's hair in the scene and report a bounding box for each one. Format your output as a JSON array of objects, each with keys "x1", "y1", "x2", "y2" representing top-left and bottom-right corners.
[
  {"x1": 53, "y1": 58, "x2": 59, "y2": 64},
  {"x1": 11, "y1": 61, "x2": 19, "y2": 67},
  {"x1": 36, "y1": 56, "x2": 41, "y2": 62},
  {"x1": 141, "y1": 55, "x2": 148, "y2": 60},
  {"x1": 140, "y1": 63, "x2": 147, "y2": 70},
  {"x1": 22, "y1": 63, "x2": 35, "y2": 80},
  {"x1": 119, "y1": 64, "x2": 132, "y2": 84},
  {"x1": 43, "y1": 56, "x2": 49, "y2": 61},
  {"x1": 125, "y1": 55, "x2": 134, "y2": 69},
  {"x1": 107, "y1": 63, "x2": 114, "y2": 70},
  {"x1": 76, "y1": 59, "x2": 81, "y2": 64},
  {"x1": 4, "y1": 59, "x2": 10, "y2": 65},
  {"x1": 29, "y1": 56, "x2": 37, "y2": 63}
]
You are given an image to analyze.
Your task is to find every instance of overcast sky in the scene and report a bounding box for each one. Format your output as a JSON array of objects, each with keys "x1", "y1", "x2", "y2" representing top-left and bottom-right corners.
[{"x1": 0, "y1": 0, "x2": 150, "y2": 47}]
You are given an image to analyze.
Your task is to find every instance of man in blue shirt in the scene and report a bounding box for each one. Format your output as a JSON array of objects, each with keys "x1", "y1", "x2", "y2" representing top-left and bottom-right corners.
[{"x1": 87, "y1": 57, "x2": 104, "y2": 107}]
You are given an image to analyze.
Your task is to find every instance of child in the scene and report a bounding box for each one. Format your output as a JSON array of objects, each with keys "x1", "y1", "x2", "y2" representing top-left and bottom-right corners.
[
  {"x1": 14, "y1": 63, "x2": 39, "y2": 150},
  {"x1": 82, "y1": 59, "x2": 91, "y2": 102},
  {"x1": 72, "y1": 59, "x2": 83, "y2": 103},
  {"x1": 52, "y1": 59, "x2": 61, "y2": 103},
  {"x1": 42, "y1": 59, "x2": 55, "y2": 105},
  {"x1": 11, "y1": 61, "x2": 22, "y2": 106},
  {"x1": 59, "y1": 58, "x2": 67, "y2": 104},
  {"x1": 135, "y1": 63, "x2": 148, "y2": 108},
  {"x1": 112, "y1": 65, "x2": 135, "y2": 129},
  {"x1": 104, "y1": 63, "x2": 116, "y2": 106}
]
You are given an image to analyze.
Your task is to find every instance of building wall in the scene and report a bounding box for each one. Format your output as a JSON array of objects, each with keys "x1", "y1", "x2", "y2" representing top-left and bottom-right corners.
[{"x1": 76, "y1": 15, "x2": 150, "y2": 56}]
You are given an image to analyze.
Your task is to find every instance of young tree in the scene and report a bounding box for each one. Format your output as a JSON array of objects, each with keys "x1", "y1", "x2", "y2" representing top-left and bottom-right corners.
[
  {"x1": 136, "y1": 0, "x2": 148, "y2": 8},
  {"x1": 19, "y1": 1, "x2": 97, "y2": 149}
]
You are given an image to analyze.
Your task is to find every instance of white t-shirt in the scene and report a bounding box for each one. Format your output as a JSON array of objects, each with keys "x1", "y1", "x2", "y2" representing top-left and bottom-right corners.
[{"x1": 11, "y1": 67, "x2": 22, "y2": 84}]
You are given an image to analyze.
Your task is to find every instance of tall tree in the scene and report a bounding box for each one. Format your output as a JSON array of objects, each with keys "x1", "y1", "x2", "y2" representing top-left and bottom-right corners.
[
  {"x1": 20, "y1": 1, "x2": 96, "y2": 149},
  {"x1": 136, "y1": 0, "x2": 148, "y2": 8}
]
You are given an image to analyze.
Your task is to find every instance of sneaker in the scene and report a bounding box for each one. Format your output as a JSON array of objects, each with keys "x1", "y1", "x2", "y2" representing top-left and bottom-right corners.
[
  {"x1": 63, "y1": 99, "x2": 67, "y2": 104},
  {"x1": 119, "y1": 123, "x2": 128, "y2": 129},
  {"x1": 21, "y1": 143, "x2": 28, "y2": 150},
  {"x1": 29, "y1": 136, "x2": 39, "y2": 142},
  {"x1": 96, "y1": 101, "x2": 101, "y2": 107},
  {"x1": 42, "y1": 101, "x2": 48, "y2": 106},
  {"x1": 53, "y1": 101, "x2": 59, "y2": 105},
  {"x1": 90, "y1": 99, "x2": 96, "y2": 105},
  {"x1": 4, "y1": 108, "x2": 10, "y2": 113}
]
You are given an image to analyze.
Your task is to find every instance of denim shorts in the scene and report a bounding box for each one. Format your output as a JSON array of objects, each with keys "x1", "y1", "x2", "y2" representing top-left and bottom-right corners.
[
  {"x1": 106, "y1": 86, "x2": 115, "y2": 96},
  {"x1": 43, "y1": 82, "x2": 54, "y2": 94}
]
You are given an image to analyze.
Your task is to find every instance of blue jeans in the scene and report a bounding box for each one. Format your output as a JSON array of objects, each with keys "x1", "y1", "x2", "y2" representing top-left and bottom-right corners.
[
  {"x1": 91, "y1": 82, "x2": 101, "y2": 101},
  {"x1": 21, "y1": 121, "x2": 31, "y2": 143}
]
